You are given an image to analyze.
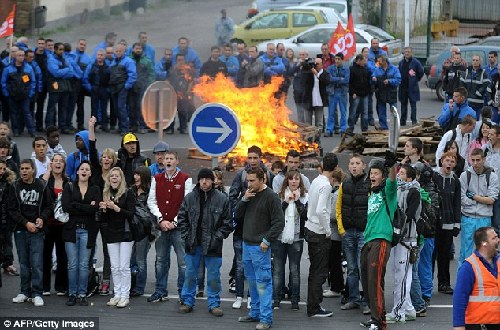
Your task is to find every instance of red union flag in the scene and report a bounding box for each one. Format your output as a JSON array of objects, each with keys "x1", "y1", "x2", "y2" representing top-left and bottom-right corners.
[
  {"x1": 328, "y1": 14, "x2": 357, "y2": 60},
  {"x1": 0, "y1": 4, "x2": 15, "y2": 38}
]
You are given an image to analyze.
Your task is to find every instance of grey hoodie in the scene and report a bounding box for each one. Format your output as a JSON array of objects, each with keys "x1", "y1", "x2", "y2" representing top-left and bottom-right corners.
[
  {"x1": 460, "y1": 167, "x2": 499, "y2": 218},
  {"x1": 397, "y1": 180, "x2": 421, "y2": 244}
]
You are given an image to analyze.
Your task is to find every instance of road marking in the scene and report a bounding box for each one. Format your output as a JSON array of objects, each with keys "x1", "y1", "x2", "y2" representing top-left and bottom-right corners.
[
  {"x1": 428, "y1": 305, "x2": 453, "y2": 308},
  {"x1": 142, "y1": 294, "x2": 307, "y2": 305}
]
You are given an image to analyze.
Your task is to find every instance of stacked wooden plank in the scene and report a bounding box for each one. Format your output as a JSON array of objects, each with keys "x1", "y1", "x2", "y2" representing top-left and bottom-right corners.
[{"x1": 335, "y1": 118, "x2": 442, "y2": 165}]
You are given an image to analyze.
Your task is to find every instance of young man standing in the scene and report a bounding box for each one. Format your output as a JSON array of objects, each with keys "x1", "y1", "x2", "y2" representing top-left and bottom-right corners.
[
  {"x1": 235, "y1": 168, "x2": 284, "y2": 330},
  {"x1": 8, "y1": 159, "x2": 53, "y2": 307},
  {"x1": 402, "y1": 137, "x2": 425, "y2": 167},
  {"x1": 436, "y1": 114, "x2": 476, "y2": 164},
  {"x1": 459, "y1": 148, "x2": 499, "y2": 267},
  {"x1": 177, "y1": 169, "x2": 232, "y2": 316},
  {"x1": 116, "y1": 132, "x2": 149, "y2": 186},
  {"x1": 360, "y1": 150, "x2": 398, "y2": 330},
  {"x1": 149, "y1": 141, "x2": 170, "y2": 176},
  {"x1": 433, "y1": 151, "x2": 462, "y2": 295},
  {"x1": 305, "y1": 153, "x2": 338, "y2": 317},
  {"x1": 31, "y1": 136, "x2": 50, "y2": 177},
  {"x1": 325, "y1": 53, "x2": 350, "y2": 136},
  {"x1": 272, "y1": 149, "x2": 310, "y2": 193},
  {"x1": 484, "y1": 125, "x2": 500, "y2": 234},
  {"x1": 147, "y1": 151, "x2": 191, "y2": 303}
]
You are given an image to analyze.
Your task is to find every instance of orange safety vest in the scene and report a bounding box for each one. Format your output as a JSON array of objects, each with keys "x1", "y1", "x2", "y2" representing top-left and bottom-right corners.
[{"x1": 464, "y1": 254, "x2": 500, "y2": 325}]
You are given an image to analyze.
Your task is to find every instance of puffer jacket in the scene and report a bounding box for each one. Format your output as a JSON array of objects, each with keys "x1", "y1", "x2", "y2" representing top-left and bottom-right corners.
[{"x1": 177, "y1": 185, "x2": 232, "y2": 257}]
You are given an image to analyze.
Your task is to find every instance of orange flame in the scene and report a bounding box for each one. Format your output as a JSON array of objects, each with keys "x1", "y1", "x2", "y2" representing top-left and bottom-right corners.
[{"x1": 193, "y1": 74, "x2": 318, "y2": 158}]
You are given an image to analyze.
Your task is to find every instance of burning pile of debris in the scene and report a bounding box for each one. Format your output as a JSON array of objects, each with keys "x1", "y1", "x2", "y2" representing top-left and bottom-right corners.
[
  {"x1": 335, "y1": 118, "x2": 442, "y2": 165},
  {"x1": 190, "y1": 74, "x2": 322, "y2": 168}
]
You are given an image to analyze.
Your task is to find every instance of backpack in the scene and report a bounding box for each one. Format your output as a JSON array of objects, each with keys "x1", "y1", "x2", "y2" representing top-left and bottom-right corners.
[
  {"x1": 382, "y1": 190, "x2": 408, "y2": 247},
  {"x1": 416, "y1": 195, "x2": 438, "y2": 238},
  {"x1": 466, "y1": 168, "x2": 492, "y2": 189}
]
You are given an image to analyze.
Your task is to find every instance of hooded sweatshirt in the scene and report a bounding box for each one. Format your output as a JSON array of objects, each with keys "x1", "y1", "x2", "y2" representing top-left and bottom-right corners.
[
  {"x1": 460, "y1": 167, "x2": 499, "y2": 218},
  {"x1": 433, "y1": 169, "x2": 461, "y2": 230},
  {"x1": 66, "y1": 130, "x2": 91, "y2": 181},
  {"x1": 116, "y1": 133, "x2": 150, "y2": 186},
  {"x1": 397, "y1": 179, "x2": 421, "y2": 244}
]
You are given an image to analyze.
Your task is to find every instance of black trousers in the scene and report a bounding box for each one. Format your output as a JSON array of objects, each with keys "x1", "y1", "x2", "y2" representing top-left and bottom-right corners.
[
  {"x1": 43, "y1": 224, "x2": 68, "y2": 293},
  {"x1": 433, "y1": 227, "x2": 454, "y2": 286},
  {"x1": 328, "y1": 240, "x2": 344, "y2": 292},
  {"x1": 35, "y1": 87, "x2": 47, "y2": 130},
  {"x1": 305, "y1": 228, "x2": 331, "y2": 315}
]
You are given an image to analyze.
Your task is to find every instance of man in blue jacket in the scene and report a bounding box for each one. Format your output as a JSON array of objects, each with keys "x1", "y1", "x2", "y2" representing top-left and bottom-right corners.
[
  {"x1": 398, "y1": 47, "x2": 424, "y2": 126},
  {"x1": 46, "y1": 43, "x2": 74, "y2": 133},
  {"x1": 372, "y1": 54, "x2": 401, "y2": 130},
  {"x1": 108, "y1": 44, "x2": 136, "y2": 135},
  {"x1": 1, "y1": 50, "x2": 37, "y2": 137},
  {"x1": 155, "y1": 49, "x2": 173, "y2": 81},
  {"x1": 437, "y1": 87, "x2": 476, "y2": 132},
  {"x1": 171, "y1": 37, "x2": 202, "y2": 76},
  {"x1": 72, "y1": 39, "x2": 92, "y2": 131},
  {"x1": 83, "y1": 49, "x2": 110, "y2": 132},
  {"x1": 259, "y1": 43, "x2": 285, "y2": 85},
  {"x1": 326, "y1": 52, "x2": 350, "y2": 136},
  {"x1": 219, "y1": 44, "x2": 239, "y2": 82}
]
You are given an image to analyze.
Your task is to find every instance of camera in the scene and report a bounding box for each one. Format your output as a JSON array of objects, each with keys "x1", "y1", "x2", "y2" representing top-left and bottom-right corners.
[{"x1": 301, "y1": 58, "x2": 316, "y2": 70}]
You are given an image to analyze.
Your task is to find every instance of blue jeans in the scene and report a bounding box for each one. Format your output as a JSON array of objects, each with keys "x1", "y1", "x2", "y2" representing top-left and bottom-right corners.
[
  {"x1": 492, "y1": 194, "x2": 500, "y2": 235},
  {"x1": 399, "y1": 88, "x2": 417, "y2": 125},
  {"x1": 410, "y1": 243, "x2": 426, "y2": 311},
  {"x1": 376, "y1": 101, "x2": 396, "y2": 130},
  {"x1": 131, "y1": 236, "x2": 151, "y2": 294},
  {"x1": 90, "y1": 86, "x2": 109, "y2": 128},
  {"x1": 348, "y1": 95, "x2": 369, "y2": 132},
  {"x1": 65, "y1": 228, "x2": 91, "y2": 297},
  {"x1": 243, "y1": 242, "x2": 273, "y2": 326},
  {"x1": 459, "y1": 216, "x2": 491, "y2": 267},
  {"x1": 181, "y1": 246, "x2": 222, "y2": 310},
  {"x1": 45, "y1": 91, "x2": 69, "y2": 129},
  {"x1": 153, "y1": 228, "x2": 186, "y2": 296},
  {"x1": 327, "y1": 92, "x2": 347, "y2": 132},
  {"x1": 111, "y1": 88, "x2": 129, "y2": 134},
  {"x1": 233, "y1": 236, "x2": 245, "y2": 297},
  {"x1": 271, "y1": 240, "x2": 303, "y2": 304},
  {"x1": 418, "y1": 238, "x2": 434, "y2": 299},
  {"x1": 9, "y1": 98, "x2": 35, "y2": 135},
  {"x1": 14, "y1": 230, "x2": 44, "y2": 297},
  {"x1": 343, "y1": 228, "x2": 365, "y2": 305}
]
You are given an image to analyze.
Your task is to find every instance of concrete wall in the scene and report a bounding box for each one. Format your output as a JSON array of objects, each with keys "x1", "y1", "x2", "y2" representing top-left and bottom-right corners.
[{"x1": 40, "y1": 0, "x2": 126, "y2": 22}]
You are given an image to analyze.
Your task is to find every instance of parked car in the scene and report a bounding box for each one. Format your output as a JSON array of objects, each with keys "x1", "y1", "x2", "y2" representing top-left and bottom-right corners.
[
  {"x1": 425, "y1": 45, "x2": 500, "y2": 101},
  {"x1": 477, "y1": 36, "x2": 500, "y2": 46},
  {"x1": 255, "y1": 23, "x2": 403, "y2": 64},
  {"x1": 232, "y1": 8, "x2": 344, "y2": 46},
  {"x1": 294, "y1": 0, "x2": 348, "y2": 21}
]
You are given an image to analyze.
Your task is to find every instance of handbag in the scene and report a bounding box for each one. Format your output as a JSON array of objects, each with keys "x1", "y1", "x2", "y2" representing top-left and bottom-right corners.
[{"x1": 54, "y1": 183, "x2": 72, "y2": 223}]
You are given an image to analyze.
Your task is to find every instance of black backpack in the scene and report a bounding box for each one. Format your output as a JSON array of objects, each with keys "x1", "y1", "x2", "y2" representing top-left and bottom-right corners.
[
  {"x1": 416, "y1": 198, "x2": 437, "y2": 238},
  {"x1": 382, "y1": 190, "x2": 407, "y2": 246}
]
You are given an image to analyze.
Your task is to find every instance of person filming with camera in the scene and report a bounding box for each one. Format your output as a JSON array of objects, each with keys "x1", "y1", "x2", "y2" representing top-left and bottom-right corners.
[{"x1": 289, "y1": 49, "x2": 314, "y2": 124}]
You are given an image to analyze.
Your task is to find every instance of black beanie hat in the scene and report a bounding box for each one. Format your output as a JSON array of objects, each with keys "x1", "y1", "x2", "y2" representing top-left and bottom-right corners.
[{"x1": 197, "y1": 168, "x2": 215, "y2": 181}]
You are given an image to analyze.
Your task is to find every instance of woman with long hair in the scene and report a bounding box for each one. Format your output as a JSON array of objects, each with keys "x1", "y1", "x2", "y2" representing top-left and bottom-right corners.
[
  {"x1": 130, "y1": 166, "x2": 153, "y2": 297},
  {"x1": 88, "y1": 116, "x2": 116, "y2": 295},
  {"x1": 41, "y1": 154, "x2": 69, "y2": 296},
  {"x1": 467, "y1": 120, "x2": 492, "y2": 164},
  {"x1": 273, "y1": 169, "x2": 308, "y2": 311},
  {"x1": 62, "y1": 160, "x2": 101, "y2": 306},
  {"x1": 100, "y1": 167, "x2": 135, "y2": 308}
]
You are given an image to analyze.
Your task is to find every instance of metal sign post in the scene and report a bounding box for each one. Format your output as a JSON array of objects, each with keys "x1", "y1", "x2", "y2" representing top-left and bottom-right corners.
[{"x1": 141, "y1": 81, "x2": 177, "y2": 141}]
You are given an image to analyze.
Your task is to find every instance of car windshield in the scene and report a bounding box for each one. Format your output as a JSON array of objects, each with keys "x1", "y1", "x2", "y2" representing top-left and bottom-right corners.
[{"x1": 360, "y1": 25, "x2": 394, "y2": 42}]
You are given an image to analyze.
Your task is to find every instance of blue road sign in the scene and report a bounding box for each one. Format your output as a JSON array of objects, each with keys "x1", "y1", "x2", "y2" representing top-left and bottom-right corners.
[{"x1": 189, "y1": 103, "x2": 241, "y2": 157}]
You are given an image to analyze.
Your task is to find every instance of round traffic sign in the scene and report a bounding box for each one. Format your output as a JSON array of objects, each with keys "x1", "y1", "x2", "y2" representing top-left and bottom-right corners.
[{"x1": 141, "y1": 80, "x2": 177, "y2": 131}]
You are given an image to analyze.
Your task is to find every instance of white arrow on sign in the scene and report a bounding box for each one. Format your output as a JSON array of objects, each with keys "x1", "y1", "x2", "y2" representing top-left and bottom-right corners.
[{"x1": 195, "y1": 117, "x2": 233, "y2": 144}]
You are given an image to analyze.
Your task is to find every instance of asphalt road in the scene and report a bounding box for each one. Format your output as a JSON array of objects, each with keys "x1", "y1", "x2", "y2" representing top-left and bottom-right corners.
[{"x1": 1, "y1": 1, "x2": 458, "y2": 329}]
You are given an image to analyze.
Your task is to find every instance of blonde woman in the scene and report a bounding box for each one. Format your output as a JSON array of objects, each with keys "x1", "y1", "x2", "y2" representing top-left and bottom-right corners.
[{"x1": 99, "y1": 167, "x2": 136, "y2": 308}]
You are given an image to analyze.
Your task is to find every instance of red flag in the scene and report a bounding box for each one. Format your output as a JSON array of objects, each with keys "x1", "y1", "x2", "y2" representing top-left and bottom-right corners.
[
  {"x1": 0, "y1": 4, "x2": 15, "y2": 38},
  {"x1": 328, "y1": 14, "x2": 357, "y2": 60}
]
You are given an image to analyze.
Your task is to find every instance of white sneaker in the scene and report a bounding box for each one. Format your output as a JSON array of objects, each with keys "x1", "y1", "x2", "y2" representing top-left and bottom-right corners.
[
  {"x1": 116, "y1": 298, "x2": 129, "y2": 308},
  {"x1": 247, "y1": 297, "x2": 251, "y2": 309},
  {"x1": 12, "y1": 294, "x2": 29, "y2": 303},
  {"x1": 42, "y1": 291, "x2": 51, "y2": 296},
  {"x1": 107, "y1": 297, "x2": 120, "y2": 306},
  {"x1": 33, "y1": 296, "x2": 44, "y2": 307},
  {"x1": 232, "y1": 297, "x2": 243, "y2": 309},
  {"x1": 322, "y1": 290, "x2": 341, "y2": 298}
]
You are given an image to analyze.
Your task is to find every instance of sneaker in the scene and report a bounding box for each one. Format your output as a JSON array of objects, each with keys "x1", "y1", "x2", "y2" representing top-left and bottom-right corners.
[
  {"x1": 238, "y1": 315, "x2": 259, "y2": 322},
  {"x1": 416, "y1": 308, "x2": 427, "y2": 317},
  {"x1": 362, "y1": 305, "x2": 371, "y2": 315},
  {"x1": 385, "y1": 313, "x2": 405, "y2": 323},
  {"x1": 273, "y1": 301, "x2": 280, "y2": 310},
  {"x1": 360, "y1": 319, "x2": 379, "y2": 328},
  {"x1": 12, "y1": 294, "x2": 29, "y2": 303},
  {"x1": 196, "y1": 291, "x2": 204, "y2": 298},
  {"x1": 107, "y1": 297, "x2": 120, "y2": 306},
  {"x1": 56, "y1": 291, "x2": 67, "y2": 296},
  {"x1": 423, "y1": 297, "x2": 431, "y2": 307},
  {"x1": 406, "y1": 312, "x2": 416, "y2": 321},
  {"x1": 247, "y1": 297, "x2": 251, "y2": 309},
  {"x1": 99, "y1": 281, "x2": 110, "y2": 295},
  {"x1": 369, "y1": 325, "x2": 380, "y2": 330},
  {"x1": 341, "y1": 302, "x2": 360, "y2": 310},
  {"x1": 79, "y1": 297, "x2": 89, "y2": 306},
  {"x1": 291, "y1": 302, "x2": 300, "y2": 311},
  {"x1": 116, "y1": 298, "x2": 129, "y2": 308},
  {"x1": 228, "y1": 284, "x2": 236, "y2": 294},
  {"x1": 256, "y1": 323, "x2": 271, "y2": 330},
  {"x1": 438, "y1": 284, "x2": 454, "y2": 294},
  {"x1": 33, "y1": 296, "x2": 44, "y2": 307},
  {"x1": 232, "y1": 297, "x2": 243, "y2": 309},
  {"x1": 43, "y1": 291, "x2": 51, "y2": 296},
  {"x1": 209, "y1": 306, "x2": 224, "y2": 317},
  {"x1": 179, "y1": 304, "x2": 193, "y2": 313},
  {"x1": 66, "y1": 296, "x2": 77, "y2": 306},
  {"x1": 309, "y1": 307, "x2": 333, "y2": 317},
  {"x1": 4, "y1": 265, "x2": 19, "y2": 276},
  {"x1": 147, "y1": 292, "x2": 168, "y2": 303},
  {"x1": 323, "y1": 290, "x2": 341, "y2": 298},
  {"x1": 130, "y1": 290, "x2": 143, "y2": 297}
]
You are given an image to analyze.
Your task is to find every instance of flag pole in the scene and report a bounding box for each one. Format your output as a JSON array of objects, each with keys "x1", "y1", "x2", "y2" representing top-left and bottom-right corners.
[{"x1": 7, "y1": 4, "x2": 16, "y2": 62}]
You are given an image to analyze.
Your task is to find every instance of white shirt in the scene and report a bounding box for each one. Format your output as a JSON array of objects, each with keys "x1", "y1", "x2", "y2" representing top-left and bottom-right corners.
[
  {"x1": 435, "y1": 126, "x2": 471, "y2": 163},
  {"x1": 305, "y1": 174, "x2": 332, "y2": 236},
  {"x1": 312, "y1": 69, "x2": 323, "y2": 107},
  {"x1": 32, "y1": 156, "x2": 50, "y2": 177}
]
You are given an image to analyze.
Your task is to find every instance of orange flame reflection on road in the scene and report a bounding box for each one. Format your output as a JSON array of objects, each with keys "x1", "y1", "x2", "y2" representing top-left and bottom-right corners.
[{"x1": 193, "y1": 74, "x2": 317, "y2": 157}]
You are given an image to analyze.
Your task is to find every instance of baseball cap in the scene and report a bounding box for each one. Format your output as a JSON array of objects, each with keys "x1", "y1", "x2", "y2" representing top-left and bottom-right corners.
[
  {"x1": 122, "y1": 133, "x2": 138, "y2": 144},
  {"x1": 153, "y1": 141, "x2": 170, "y2": 153}
]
